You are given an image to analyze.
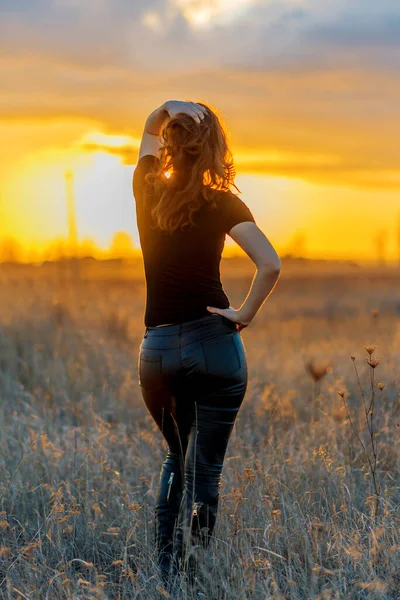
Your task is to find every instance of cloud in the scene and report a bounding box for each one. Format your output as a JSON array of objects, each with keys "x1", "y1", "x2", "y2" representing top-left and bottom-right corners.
[
  {"x1": 166, "y1": 0, "x2": 261, "y2": 29},
  {"x1": 0, "y1": 0, "x2": 399, "y2": 80},
  {"x1": 1, "y1": 0, "x2": 399, "y2": 73},
  {"x1": 0, "y1": 0, "x2": 399, "y2": 188}
]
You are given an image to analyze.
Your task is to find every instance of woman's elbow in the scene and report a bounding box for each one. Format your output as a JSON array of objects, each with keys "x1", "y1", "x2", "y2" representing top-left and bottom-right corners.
[{"x1": 258, "y1": 255, "x2": 281, "y2": 276}]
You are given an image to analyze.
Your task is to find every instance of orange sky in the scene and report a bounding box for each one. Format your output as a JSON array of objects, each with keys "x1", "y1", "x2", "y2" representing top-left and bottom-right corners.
[{"x1": 1, "y1": 0, "x2": 399, "y2": 262}]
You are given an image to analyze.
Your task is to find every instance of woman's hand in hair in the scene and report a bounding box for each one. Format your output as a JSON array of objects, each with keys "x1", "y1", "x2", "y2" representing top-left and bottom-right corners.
[
  {"x1": 165, "y1": 100, "x2": 207, "y2": 125},
  {"x1": 206, "y1": 306, "x2": 250, "y2": 332}
]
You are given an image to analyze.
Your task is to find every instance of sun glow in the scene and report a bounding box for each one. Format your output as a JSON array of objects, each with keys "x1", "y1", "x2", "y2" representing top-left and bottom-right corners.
[
  {"x1": 1, "y1": 133, "x2": 137, "y2": 259},
  {"x1": 2, "y1": 121, "x2": 400, "y2": 264},
  {"x1": 79, "y1": 132, "x2": 141, "y2": 150},
  {"x1": 170, "y1": 0, "x2": 258, "y2": 28},
  {"x1": 234, "y1": 150, "x2": 341, "y2": 168}
]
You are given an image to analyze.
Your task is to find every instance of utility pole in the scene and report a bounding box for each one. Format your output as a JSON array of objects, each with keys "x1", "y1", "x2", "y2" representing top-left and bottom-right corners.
[
  {"x1": 64, "y1": 170, "x2": 78, "y2": 258},
  {"x1": 397, "y1": 211, "x2": 400, "y2": 268},
  {"x1": 64, "y1": 170, "x2": 79, "y2": 279},
  {"x1": 373, "y1": 229, "x2": 387, "y2": 268}
]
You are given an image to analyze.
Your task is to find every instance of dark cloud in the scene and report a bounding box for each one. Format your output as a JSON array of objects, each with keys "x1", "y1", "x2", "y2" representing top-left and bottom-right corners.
[
  {"x1": 1, "y1": 0, "x2": 399, "y2": 73},
  {"x1": 311, "y1": 18, "x2": 400, "y2": 47},
  {"x1": 0, "y1": 0, "x2": 161, "y2": 67}
]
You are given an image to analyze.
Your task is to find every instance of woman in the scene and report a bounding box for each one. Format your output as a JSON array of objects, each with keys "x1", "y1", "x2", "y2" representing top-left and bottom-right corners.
[{"x1": 132, "y1": 100, "x2": 281, "y2": 591}]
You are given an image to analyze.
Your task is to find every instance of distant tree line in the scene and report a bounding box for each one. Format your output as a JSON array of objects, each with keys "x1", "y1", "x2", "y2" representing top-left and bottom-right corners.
[{"x1": 0, "y1": 231, "x2": 138, "y2": 263}]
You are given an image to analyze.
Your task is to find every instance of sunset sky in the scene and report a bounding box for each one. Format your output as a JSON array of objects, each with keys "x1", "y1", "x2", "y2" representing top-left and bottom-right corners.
[{"x1": 1, "y1": 0, "x2": 399, "y2": 262}]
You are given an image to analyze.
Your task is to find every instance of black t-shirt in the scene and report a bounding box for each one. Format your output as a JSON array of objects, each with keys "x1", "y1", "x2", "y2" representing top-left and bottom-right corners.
[{"x1": 133, "y1": 154, "x2": 256, "y2": 327}]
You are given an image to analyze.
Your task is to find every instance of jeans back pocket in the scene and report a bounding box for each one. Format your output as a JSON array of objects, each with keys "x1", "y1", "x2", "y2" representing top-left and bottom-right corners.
[
  {"x1": 138, "y1": 350, "x2": 163, "y2": 389},
  {"x1": 201, "y1": 334, "x2": 242, "y2": 378}
]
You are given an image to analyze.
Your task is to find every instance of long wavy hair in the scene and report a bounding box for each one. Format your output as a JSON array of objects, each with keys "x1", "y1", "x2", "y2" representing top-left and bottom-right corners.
[{"x1": 143, "y1": 102, "x2": 241, "y2": 233}]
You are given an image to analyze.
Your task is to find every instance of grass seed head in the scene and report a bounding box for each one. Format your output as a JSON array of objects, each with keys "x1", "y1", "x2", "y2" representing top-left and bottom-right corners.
[
  {"x1": 365, "y1": 345, "x2": 376, "y2": 355},
  {"x1": 306, "y1": 359, "x2": 331, "y2": 382},
  {"x1": 366, "y1": 357, "x2": 380, "y2": 369}
]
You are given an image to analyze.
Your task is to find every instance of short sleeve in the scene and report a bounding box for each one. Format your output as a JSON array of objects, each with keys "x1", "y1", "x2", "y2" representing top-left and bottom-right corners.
[
  {"x1": 132, "y1": 154, "x2": 160, "y2": 205},
  {"x1": 220, "y1": 191, "x2": 256, "y2": 234}
]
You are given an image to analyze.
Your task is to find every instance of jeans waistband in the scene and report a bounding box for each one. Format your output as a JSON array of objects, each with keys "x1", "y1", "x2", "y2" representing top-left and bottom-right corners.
[{"x1": 144, "y1": 314, "x2": 235, "y2": 337}]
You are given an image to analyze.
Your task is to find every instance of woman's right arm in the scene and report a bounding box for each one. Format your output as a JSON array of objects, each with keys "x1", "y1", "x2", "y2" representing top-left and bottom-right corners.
[{"x1": 206, "y1": 222, "x2": 281, "y2": 330}]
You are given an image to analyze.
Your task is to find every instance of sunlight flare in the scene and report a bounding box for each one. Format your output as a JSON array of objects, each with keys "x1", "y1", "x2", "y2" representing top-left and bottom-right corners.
[{"x1": 170, "y1": 0, "x2": 258, "y2": 28}]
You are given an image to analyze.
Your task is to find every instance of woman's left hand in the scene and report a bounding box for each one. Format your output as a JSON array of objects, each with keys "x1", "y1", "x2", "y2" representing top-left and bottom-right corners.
[{"x1": 206, "y1": 306, "x2": 250, "y2": 332}]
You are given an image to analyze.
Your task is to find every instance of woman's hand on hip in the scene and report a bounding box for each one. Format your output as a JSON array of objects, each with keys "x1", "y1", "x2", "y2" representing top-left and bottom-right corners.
[
  {"x1": 164, "y1": 100, "x2": 207, "y2": 125},
  {"x1": 206, "y1": 306, "x2": 250, "y2": 332}
]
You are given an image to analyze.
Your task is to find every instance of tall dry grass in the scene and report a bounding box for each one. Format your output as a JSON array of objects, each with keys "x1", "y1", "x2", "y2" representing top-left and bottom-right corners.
[{"x1": 0, "y1": 262, "x2": 400, "y2": 599}]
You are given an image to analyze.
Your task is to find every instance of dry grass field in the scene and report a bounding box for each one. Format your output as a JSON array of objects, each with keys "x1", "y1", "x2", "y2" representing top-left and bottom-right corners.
[{"x1": 1, "y1": 258, "x2": 400, "y2": 599}]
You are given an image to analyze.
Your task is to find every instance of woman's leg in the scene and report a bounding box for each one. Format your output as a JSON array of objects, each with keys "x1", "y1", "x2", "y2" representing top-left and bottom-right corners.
[
  {"x1": 140, "y1": 383, "x2": 193, "y2": 587},
  {"x1": 173, "y1": 334, "x2": 248, "y2": 582}
]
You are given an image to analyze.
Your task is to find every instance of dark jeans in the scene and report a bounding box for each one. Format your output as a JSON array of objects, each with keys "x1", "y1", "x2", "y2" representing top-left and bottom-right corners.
[{"x1": 138, "y1": 313, "x2": 248, "y2": 588}]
